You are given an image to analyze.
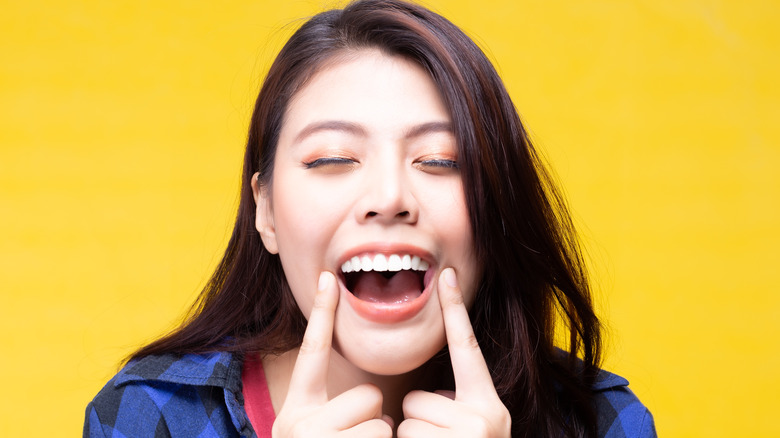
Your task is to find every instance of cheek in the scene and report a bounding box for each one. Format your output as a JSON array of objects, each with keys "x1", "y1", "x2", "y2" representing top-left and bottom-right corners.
[
  {"x1": 426, "y1": 178, "x2": 470, "y2": 223},
  {"x1": 270, "y1": 180, "x2": 347, "y2": 319},
  {"x1": 273, "y1": 222, "x2": 321, "y2": 319},
  {"x1": 459, "y1": 265, "x2": 481, "y2": 310},
  {"x1": 429, "y1": 183, "x2": 479, "y2": 306},
  {"x1": 271, "y1": 174, "x2": 330, "y2": 248}
]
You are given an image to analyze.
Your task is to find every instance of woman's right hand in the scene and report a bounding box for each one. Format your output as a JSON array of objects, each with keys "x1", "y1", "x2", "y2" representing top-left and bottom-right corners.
[{"x1": 271, "y1": 271, "x2": 393, "y2": 438}]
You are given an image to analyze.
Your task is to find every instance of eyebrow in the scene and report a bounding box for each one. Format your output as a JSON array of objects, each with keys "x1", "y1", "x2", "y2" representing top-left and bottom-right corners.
[
  {"x1": 403, "y1": 121, "x2": 453, "y2": 139},
  {"x1": 293, "y1": 120, "x2": 453, "y2": 144},
  {"x1": 293, "y1": 121, "x2": 367, "y2": 144}
]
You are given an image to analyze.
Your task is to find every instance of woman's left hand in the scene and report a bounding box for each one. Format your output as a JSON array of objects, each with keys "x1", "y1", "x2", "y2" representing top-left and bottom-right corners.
[{"x1": 397, "y1": 268, "x2": 511, "y2": 438}]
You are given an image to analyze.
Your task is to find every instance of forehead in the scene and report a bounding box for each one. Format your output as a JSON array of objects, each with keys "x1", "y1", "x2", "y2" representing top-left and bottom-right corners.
[{"x1": 279, "y1": 49, "x2": 451, "y2": 138}]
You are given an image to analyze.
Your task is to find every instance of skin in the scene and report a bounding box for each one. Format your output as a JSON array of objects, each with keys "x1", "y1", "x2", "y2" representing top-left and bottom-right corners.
[
  {"x1": 251, "y1": 50, "x2": 510, "y2": 436},
  {"x1": 269, "y1": 270, "x2": 511, "y2": 437}
]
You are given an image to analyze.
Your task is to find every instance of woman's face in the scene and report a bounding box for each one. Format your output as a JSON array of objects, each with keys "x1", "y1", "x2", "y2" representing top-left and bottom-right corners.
[{"x1": 254, "y1": 50, "x2": 478, "y2": 375}]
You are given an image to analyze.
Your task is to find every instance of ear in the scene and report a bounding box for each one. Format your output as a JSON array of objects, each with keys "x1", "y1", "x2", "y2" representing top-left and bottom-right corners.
[{"x1": 251, "y1": 172, "x2": 279, "y2": 254}]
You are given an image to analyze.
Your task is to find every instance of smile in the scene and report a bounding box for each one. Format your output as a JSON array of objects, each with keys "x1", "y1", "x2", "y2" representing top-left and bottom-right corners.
[
  {"x1": 342, "y1": 253, "x2": 429, "y2": 302},
  {"x1": 338, "y1": 248, "x2": 436, "y2": 323}
]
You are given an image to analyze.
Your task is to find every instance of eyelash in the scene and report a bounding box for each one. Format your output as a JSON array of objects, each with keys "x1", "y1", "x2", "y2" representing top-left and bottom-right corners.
[
  {"x1": 303, "y1": 157, "x2": 357, "y2": 169},
  {"x1": 302, "y1": 157, "x2": 459, "y2": 170},
  {"x1": 419, "y1": 159, "x2": 459, "y2": 170}
]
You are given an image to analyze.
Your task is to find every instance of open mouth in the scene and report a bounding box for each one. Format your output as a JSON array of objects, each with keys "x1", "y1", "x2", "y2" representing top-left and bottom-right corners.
[{"x1": 341, "y1": 254, "x2": 431, "y2": 304}]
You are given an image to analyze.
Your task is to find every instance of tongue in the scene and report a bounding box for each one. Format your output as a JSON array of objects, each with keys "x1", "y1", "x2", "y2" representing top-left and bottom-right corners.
[{"x1": 352, "y1": 271, "x2": 422, "y2": 303}]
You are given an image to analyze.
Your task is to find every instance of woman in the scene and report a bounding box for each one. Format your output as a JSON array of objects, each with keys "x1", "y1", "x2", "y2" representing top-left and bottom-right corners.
[{"x1": 85, "y1": 1, "x2": 655, "y2": 437}]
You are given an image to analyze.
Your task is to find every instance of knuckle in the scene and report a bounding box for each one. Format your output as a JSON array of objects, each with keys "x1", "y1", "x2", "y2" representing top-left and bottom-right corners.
[
  {"x1": 401, "y1": 389, "x2": 419, "y2": 404},
  {"x1": 396, "y1": 419, "x2": 413, "y2": 437},
  {"x1": 312, "y1": 290, "x2": 334, "y2": 310},
  {"x1": 369, "y1": 418, "x2": 393, "y2": 435},
  {"x1": 290, "y1": 416, "x2": 323, "y2": 438},
  {"x1": 498, "y1": 405, "x2": 512, "y2": 431},
  {"x1": 462, "y1": 332, "x2": 481, "y2": 350},
  {"x1": 467, "y1": 415, "x2": 491, "y2": 436},
  {"x1": 444, "y1": 288, "x2": 465, "y2": 306},
  {"x1": 312, "y1": 293, "x2": 327, "y2": 309},
  {"x1": 362, "y1": 383, "x2": 382, "y2": 398},
  {"x1": 272, "y1": 417, "x2": 303, "y2": 438},
  {"x1": 401, "y1": 389, "x2": 427, "y2": 412},
  {"x1": 356, "y1": 383, "x2": 384, "y2": 408},
  {"x1": 290, "y1": 421, "x2": 307, "y2": 437},
  {"x1": 298, "y1": 336, "x2": 327, "y2": 355}
]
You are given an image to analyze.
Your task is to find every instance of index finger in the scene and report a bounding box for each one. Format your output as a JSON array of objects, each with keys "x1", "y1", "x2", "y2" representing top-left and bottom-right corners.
[
  {"x1": 437, "y1": 268, "x2": 496, "y2": 401},
  {"x1": 286, "y1": 271, "x2": 339, "y2": 405}
]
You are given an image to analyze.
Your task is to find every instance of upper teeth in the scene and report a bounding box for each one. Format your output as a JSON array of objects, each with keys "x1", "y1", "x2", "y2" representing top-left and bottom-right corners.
[{"x1": 341, "y1": 254, "x2": 429, "y2": 273}]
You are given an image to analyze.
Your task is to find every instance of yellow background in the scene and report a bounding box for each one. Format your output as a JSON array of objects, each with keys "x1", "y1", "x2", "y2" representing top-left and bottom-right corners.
[{"x1": 2, "y1": 0, "x2": 778, "y2": 436}]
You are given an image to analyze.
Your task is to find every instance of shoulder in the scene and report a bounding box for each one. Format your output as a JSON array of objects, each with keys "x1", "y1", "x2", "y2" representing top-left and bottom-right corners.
[
  {"x1": 591, "y1": 369, "x2": 657, "y2": 438},
  {"x1": 84, "y1": 351, "x2": 254, "y2": 437}
]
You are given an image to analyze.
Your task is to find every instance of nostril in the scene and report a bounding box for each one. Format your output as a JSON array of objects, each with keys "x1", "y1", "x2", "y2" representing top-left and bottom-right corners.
[{"x1": 364, "y1": 210, "x2": 411, "y2": 220}]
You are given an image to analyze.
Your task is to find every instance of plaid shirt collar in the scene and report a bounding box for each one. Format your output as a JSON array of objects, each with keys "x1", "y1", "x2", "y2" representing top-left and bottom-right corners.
[
  {"x1": 114, "y1": 351, "x2": 242, "y2": 393},
  {"x1": 593, "y1": 369, "x2": 630, "y2": 391}
]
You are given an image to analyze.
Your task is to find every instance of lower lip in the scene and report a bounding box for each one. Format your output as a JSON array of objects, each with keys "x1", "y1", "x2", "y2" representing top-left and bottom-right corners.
[{"x1": 340, "y1": 274, "x2": 434, "y2": 324}]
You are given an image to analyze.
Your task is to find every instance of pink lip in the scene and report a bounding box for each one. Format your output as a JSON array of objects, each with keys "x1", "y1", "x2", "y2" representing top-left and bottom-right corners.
[{"x1": 337, "y1": 243, "x2": 436, "y2": 324}]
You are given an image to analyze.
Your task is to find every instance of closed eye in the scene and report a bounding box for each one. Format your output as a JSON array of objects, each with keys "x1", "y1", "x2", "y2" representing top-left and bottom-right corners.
[
  {"x1": 418, "y1": 159, "x2": 459, "y2": 170},
  {"x1": 303, "y1": 157, "x2": 357, "y2": 169}
]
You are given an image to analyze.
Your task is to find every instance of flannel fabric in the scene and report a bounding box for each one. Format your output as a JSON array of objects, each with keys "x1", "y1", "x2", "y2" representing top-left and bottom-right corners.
[
  {"x1": 84, "y1": 352, "x2": 254, "y2": 438},
  {"x1": 591, "y1": 370, "x2": 657, "y2": 437},
  {"x1": 84, "y1": 351, "x2": 656, "y2": 437}
]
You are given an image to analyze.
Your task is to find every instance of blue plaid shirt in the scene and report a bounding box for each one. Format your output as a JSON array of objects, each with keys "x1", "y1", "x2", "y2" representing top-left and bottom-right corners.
[{"x1": 84, "y1": 352, "x2": 656, "y2": 437}]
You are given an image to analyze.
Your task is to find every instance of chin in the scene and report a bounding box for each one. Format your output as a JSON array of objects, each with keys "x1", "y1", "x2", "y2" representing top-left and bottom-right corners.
[{"x1": 333, "y1": 323, "x2": 446, "y2": 376}]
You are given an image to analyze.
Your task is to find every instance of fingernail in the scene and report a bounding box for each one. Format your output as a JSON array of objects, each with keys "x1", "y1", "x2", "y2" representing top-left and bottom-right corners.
[
  {"x1": 318, "y1": 272, "x2": 331, "y2": 291},
  {"x1": 443, "y1": 268, "x2": 457, "y2": 288}
]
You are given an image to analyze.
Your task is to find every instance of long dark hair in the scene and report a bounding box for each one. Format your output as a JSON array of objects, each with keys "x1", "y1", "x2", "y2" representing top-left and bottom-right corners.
[{"x1": 131, "y1": 1, "x2": 602, "y2": 436}]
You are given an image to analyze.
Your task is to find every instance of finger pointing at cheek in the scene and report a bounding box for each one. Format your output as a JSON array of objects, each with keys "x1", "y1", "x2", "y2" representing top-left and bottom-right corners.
[
  {"x1": 437, "y1": 268, "x2": 496, "y2": 402},
  {"x1": 272, "y1": 271, "x2": 392, "y2": 437},
  {"x1": 398, "y1": 268, "x2": 512, "y2": 437},
  {"x1": 286, "y1": 271, "x2": 340, "y2": 405}
]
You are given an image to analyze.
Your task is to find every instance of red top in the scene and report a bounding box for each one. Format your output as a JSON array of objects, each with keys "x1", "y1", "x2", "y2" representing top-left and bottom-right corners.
[{"x1": 241, "y1": 354, "x2": 276, "y2": 438}]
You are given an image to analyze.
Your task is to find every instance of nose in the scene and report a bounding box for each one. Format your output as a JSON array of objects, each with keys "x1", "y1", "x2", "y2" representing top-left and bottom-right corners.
[{"x1": 356, "y1": 158, "x2": 418, "y2": 225}]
